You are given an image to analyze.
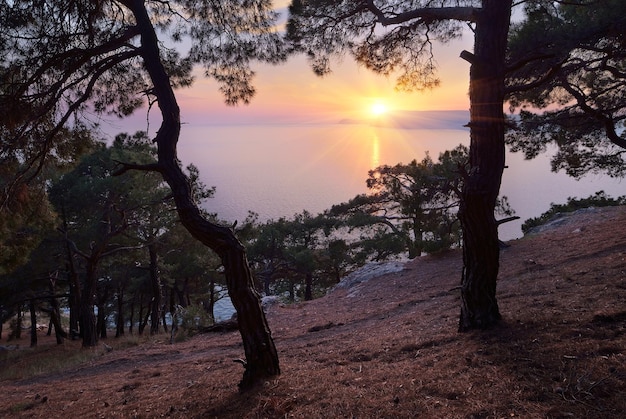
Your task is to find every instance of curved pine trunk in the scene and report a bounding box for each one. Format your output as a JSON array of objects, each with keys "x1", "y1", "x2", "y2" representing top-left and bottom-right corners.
[
  {"x1": 129, "y1": 0, "x2": 279, "y2": 389},
  {"x1": 458, "y1": 0, "x2": 512, "y2": 331}
]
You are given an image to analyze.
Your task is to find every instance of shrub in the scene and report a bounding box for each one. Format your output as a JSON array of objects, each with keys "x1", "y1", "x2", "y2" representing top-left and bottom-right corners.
[
  {"x1": 170, "y1": 304, "x2": 213, "y2": 343},
  {"x1": 522, "y1": 191, "x2": 626, "y2": 234}
]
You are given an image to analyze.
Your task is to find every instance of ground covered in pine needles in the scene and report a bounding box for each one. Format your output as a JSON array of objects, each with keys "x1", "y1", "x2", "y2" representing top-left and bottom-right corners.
[{"x1": 1, "y1": 206, "x2": 625, "y2": 418}]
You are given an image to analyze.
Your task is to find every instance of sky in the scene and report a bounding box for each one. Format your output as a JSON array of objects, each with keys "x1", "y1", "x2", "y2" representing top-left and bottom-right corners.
[{"x1": 106, "y1": 3, "x2": 476, "y2": 135}]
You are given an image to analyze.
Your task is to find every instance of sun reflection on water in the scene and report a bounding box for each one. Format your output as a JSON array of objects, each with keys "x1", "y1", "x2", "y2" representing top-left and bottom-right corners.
[{"x1": 371, "y1": 132, "x2": 380, "y2": 169}]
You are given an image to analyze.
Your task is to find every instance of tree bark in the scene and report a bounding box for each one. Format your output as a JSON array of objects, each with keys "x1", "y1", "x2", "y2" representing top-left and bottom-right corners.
[
  {"x1": 173, "y1": 281, "x2": 187, "y2": 307},
  {"x1": 161, "y1": 307, "x2": 169, "y2": 333},
  {"x1": 68, "y1": 279, "x2": 80, "y2": 339},
  {"x1": 80, "y1": 299, "x2": 97, "y2": 347},
  {"x1": 207, "y1": 278, "x2": 217, "y2": 324},
  {"x1": 60, "y1": 205, "x2": 82, "y2": 339},
  {"x1": 139, "y1": 297, "x2": 150, "y2": 335},
  {"x1": 48, "y1": 277, "x2": 66, "y2": 344},
  {"x1": 304, "y1": 272, "x2": 313, "y2": 301},
  {"x1": 29, "y1": 300, "x2": 37, "y2": 348},
  {"x1": 128, "y1": 0, "x2": 279, "y2": 389},
  {"x1": 115, "y1": 285, "x2": 125, "y2": 338},
  {"x1": 128, "y1": 295, "x2": 135, "y2": 335},
  {"x1": 148, "y1": 243, "x2": 162, "y2": 335},
  {"x1": 140, "y1": 310, "x2": 150, "y2": 335},
  {"x1": 42, "y1": 304, "x2": 67, "y2": 344},
  {"x1": 8, "y1": 306, "x2": 22, "y2": 341},
  {"x1": 80, "y1": 260, "x2": 98, "y2": 347},
  {"x1": 458, "y1": 0, "x2": 512, "y2": 331},
  {"x1": 50, "y1": 309, "x2": 66, "y2": 344},
  {"x1": 97, "y1": 306, "x2": 106, "y2": 339},
  {"x1": 96, "y1": 286, "x2": 109, "y2": 340},
  {"x1": 65, "y1": 241, "x2": 81, "y2": 338}
]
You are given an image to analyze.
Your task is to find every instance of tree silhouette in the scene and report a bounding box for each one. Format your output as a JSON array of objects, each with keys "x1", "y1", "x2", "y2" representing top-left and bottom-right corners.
[
  {"x1": 331, "y1": 146, "x2": 468, "y2": 258},
  {"x1": 506, "y1": 0, "x2": 626, "y2": 178},
  {"x1": 1, "y1": 1, "x2": 284, "y2": 387}
]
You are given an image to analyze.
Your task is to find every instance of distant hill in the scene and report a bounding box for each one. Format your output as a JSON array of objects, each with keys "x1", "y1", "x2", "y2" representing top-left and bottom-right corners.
[{"x1": 339, "y1": 109, "x2": 470, "y2": 130}]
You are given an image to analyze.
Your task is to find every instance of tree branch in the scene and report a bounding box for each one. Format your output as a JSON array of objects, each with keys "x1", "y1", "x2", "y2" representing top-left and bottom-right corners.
[
  {"x1": 505, "y1": 60, "x2": 565, "y2": 95},
  {"x1": 17, "y1": 26, "x2": 140, "y2": 98},
  {"x1": 560, "y1": 76, "x2": 626, "y2": 149},
  {"x1": 57, "y1": 229, "x2": 89, "y2": 260},
  {"x1": 364, "y1": 2, "x2": 480, "y2": 25},
  {"x1": 460, "y1": 50, "x2": 478, "y2": 65},
  {"x1": 496, "y1": 215, "x2": 520, "y2": 226},
  {"x1": 505, "y1": 53, "x2": 557, "y2": 75},
  {"x1": 111, "y1": 161, "x2": 162, "y2": 176},
  {"x1": 12, "y1": 50, "x2": 141, "y2": 190},
  {"x1": 100, "y1": 244, "x2": 144, "y2": 259}
]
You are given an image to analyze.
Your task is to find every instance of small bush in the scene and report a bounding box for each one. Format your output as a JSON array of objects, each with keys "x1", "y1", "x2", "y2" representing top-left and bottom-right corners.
[
  {"x1": 114, "y1": 334, "x2": 141, "y2": 349},
  {"x1": 170, "y1": 304, "x2": 213, "y2": 343},
  {"x1": 522, "y1": 191, "x2": 626, "y2": 234}
]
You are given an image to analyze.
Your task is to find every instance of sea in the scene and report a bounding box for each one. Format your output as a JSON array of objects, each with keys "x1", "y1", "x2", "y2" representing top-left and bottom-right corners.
[{"x1": 175, "y1": 120, "x2": 624, "y2": 242}]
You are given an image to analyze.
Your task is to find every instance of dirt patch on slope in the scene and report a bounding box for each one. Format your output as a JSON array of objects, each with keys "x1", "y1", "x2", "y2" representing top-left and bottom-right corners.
[{"x1": 1, "y1": 206, "x2": 625, "y2": 418}]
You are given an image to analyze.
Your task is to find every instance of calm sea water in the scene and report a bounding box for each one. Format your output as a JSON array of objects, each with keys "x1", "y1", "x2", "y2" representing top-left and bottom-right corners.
[{"x1": 176, "y1": 122, "x2": 624, "y2": 242}]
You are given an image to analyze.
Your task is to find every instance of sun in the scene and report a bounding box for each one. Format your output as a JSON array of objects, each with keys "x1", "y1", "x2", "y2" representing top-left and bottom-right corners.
[{"x1": 370, "y1": 101, "x2": 389, "y2": 117}]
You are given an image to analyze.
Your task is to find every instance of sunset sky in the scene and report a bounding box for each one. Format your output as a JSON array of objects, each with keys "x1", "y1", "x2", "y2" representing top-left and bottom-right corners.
[
  {"x1": 102, "y1": 4, "x2": 479, "y2": 136},
  {"x1": 170, "y1": 7, "x2": 475, "y2": 128}
]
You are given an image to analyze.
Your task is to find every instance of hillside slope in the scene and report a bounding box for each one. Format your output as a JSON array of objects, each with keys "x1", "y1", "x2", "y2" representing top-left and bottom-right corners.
[{"x1": 1, "y1": 206, "x2": 625, "y2": 418}]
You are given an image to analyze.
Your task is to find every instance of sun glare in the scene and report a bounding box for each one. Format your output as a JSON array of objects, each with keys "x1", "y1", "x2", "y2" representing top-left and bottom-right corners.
[{"x1": 370, "y1": 101, "x2": 388, "y2": 117}]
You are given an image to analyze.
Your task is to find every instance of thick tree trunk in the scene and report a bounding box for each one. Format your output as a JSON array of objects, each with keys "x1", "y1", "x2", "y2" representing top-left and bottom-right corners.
[
  {"x1": 458, "y1": 0, "x2": 512, "y2": 331},
  {"x1": 129, "y1": 0, "x2": 279, "y2": 389},
  {"x1": 80, "y1": 300, "x2": 97, "y2": 347}
]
